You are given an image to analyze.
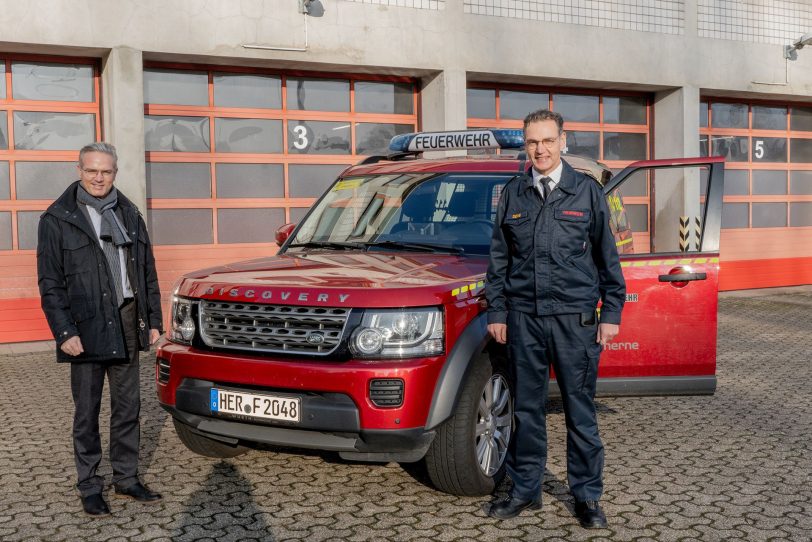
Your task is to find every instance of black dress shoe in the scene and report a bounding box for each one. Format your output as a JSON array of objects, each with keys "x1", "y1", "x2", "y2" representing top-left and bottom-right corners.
[
  {"x1": 114, "y1": 482, "x2": 162, "y2": 503},
  {"x1": 81, "y1": 493, "x2": 111, "y2": 517},
  {"x1": 487, "y1": 495, "x2": 542, "y2": 519},
  {"x1": 574, "y1": 500, "x2": 608, "y2": 528}
]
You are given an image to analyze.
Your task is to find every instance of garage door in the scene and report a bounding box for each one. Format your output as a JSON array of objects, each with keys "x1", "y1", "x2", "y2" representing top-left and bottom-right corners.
[
  {"x1": 700, "y1": 99, "x2": 812, "y2": 289},
  {"x1": 143, "y1": 64, "x2": 419, "y2": 304},
  {"x1": 0, "y1": 55, "x2": 101, "y2": 343}
]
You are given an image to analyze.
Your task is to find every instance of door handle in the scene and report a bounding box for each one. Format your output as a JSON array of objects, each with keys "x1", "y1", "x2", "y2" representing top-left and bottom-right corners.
[{"x1": 658, "y1": 272, "x2": 707, "y2": 282}]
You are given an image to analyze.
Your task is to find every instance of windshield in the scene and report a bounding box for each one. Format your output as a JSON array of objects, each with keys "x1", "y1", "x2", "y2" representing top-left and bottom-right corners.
[{"x1": 286, "y1": 172, "x2": 516, "y2": 256}]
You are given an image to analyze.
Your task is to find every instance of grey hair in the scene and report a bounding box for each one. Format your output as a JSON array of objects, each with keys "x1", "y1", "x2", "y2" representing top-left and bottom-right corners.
[
  {"x1": 523, "y1": 109, "x2": 564, "y2": 134},
  {"x1": 78, "y1": 142, "x2": 118, "y2": 170}
]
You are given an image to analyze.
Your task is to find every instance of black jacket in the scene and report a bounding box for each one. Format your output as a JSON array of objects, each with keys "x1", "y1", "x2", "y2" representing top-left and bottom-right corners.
[
  {"x1": 37, "y1": 181, "x2": 163, "y2": 363},
  {"x1": 485, "y1": 160, "x2": 625, "y2": 325}
]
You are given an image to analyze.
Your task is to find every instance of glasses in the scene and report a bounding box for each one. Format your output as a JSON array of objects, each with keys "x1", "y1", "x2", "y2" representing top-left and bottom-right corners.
[
  {"x1": 525, "y1": 136, "x2": 560, "y2": 150},
  {"x1": 81, "y1": 168, "x2": 116, "y2": 177}
]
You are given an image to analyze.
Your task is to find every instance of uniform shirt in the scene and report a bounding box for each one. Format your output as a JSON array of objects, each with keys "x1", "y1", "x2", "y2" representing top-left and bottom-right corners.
[{"x1": 531, "y1": 160, "x2": 563, "y2": 199}]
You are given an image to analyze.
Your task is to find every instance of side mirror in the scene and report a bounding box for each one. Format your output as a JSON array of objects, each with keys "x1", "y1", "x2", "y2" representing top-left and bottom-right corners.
[{"x1": 275, "y1": 223, "x2": 296, "y2": 246}]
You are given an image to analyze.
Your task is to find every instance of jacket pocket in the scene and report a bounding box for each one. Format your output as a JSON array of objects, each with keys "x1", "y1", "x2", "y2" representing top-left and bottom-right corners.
[
  {"x1": 504, "y1": 211, "x2": 533, "y2": 252},
  {"x1": 68, "y1": 293, "x2": 95, "y2": 322},
  {"x1": 554, "y1": 208, "x2": 591, "y2": 260},
  {"x1": 63, "y1": 234, "x2": 94, "y2": 275}
]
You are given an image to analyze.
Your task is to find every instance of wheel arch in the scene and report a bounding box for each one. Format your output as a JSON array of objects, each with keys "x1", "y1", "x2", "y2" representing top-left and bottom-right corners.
[{"x1": 425, "y1": 312, "x2": 503, "y2": 430}]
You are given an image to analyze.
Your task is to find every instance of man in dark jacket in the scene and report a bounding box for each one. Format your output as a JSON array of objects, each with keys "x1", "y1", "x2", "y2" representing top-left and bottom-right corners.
[
  {"x1": 37, "y1": 142, "x2": 163, "y2": 516},
  {"x1": 485, "y1": 110, "x2": 625, "y2": 527}
]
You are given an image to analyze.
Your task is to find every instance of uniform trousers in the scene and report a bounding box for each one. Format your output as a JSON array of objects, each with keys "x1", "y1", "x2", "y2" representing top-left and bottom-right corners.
[
  {"x1": 70, "y1": 299, "x2": 140, "y2": 497},
  {"x1": 505, "y1": 310, "x2": 604, "y2": 502}
]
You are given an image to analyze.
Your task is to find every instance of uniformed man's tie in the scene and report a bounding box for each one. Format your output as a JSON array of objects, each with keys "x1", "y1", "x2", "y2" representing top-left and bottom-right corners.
[{"x1": 539, "y1": 176, "x2": 553, "y2": 201}]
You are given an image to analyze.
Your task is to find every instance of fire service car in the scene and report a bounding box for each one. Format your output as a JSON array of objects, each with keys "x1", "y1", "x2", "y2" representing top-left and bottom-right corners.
[{"x1": 156, "y1": 129, "x2": 725, "y2": 496}]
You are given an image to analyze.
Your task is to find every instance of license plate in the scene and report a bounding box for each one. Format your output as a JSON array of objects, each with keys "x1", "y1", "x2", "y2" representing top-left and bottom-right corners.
[{"x1": 211, "y1": 388, "x2": 300, "y2": 423}]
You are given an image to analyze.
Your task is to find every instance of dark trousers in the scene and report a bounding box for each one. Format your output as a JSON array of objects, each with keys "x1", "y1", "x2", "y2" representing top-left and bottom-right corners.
[
  {"x1": 70, "y1": 300, "x2": 140, "y2": 497},
  {"x1": 506, "y1": 311, "x2": 604, "y2": 502}
]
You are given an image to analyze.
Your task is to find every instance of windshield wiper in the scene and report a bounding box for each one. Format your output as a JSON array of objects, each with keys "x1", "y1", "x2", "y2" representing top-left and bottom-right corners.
[
  {"x1": 364, "y1": 241, "x2": 464, "y2": 255},
  {"x1": 287, "y1": 241, "x2": 365, "y2": 251}
]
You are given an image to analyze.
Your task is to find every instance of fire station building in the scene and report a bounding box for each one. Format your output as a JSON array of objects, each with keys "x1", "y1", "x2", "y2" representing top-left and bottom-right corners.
[{"x1": 1, "y1": 0, "x2": 811, "y2": 343}]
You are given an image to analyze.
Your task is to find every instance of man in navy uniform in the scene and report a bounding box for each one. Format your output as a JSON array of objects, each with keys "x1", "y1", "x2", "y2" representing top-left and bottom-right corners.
[
  {"x1": 37, "y1": 142, "x2": 163, "y2": 516},
  {"x1": 485, "y1": 109, "x2": 625, "y2": 527}
]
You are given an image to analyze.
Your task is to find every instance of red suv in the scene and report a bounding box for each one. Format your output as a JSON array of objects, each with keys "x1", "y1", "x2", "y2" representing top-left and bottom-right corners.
[{"x1": 156, "y1": 130, "x2": 725, "y2": 496}]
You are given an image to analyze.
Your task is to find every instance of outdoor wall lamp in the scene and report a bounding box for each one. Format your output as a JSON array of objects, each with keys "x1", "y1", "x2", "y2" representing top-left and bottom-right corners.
[{"x1": 783, "y1": 32, "x2": 812, "y2": 60}]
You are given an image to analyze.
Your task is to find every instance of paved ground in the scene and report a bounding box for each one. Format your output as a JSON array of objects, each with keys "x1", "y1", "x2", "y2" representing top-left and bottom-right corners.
[{"x1": 1, "y1": 290, "x2": 811, "y2": 541}]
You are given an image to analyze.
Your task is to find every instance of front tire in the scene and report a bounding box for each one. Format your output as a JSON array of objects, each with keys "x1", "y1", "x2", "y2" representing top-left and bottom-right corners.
[
  {"x1": 173, "y1": 418, "x2": 249, "y2": 458},
  {"x1": 424, "y1": 355, "x2": 513, "y2": 496}
]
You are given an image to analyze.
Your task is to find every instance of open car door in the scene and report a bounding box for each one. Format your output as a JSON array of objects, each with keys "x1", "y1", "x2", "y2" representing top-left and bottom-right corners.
[{"x1": 596, "y1": 156, "x2": 725, "y2": 396}]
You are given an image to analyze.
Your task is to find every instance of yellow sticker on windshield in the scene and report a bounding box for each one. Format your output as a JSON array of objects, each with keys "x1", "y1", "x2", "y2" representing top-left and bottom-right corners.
[{"x1": 333, "y1": 178, "x2": 363, "y2": 191}]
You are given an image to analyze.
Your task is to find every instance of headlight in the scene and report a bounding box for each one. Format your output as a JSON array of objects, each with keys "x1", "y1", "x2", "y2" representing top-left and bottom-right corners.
[
  {"x1": 170, "y1": 297, "x2": 196, "y2": 344},
  {"x1": 350, "y1": 307, "x2": 444, "y2": 359}
]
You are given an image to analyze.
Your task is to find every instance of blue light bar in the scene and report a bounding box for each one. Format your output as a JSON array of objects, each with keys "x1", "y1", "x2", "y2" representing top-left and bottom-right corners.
[{"x1": 389, "y1": 129, "x2": 524, "y2": 154}]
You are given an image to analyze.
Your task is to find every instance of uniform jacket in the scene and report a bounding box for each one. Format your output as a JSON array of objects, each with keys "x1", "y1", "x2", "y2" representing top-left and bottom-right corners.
[
  {"x1": 37, "y1": 181, "x2": 163, "y2": 363},
  {"x1": 485, "y1": 160, "x2": 626, "y2": 325}
]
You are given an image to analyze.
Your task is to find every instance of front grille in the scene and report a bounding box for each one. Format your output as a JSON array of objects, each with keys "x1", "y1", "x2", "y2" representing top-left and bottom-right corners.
[
  {"x1": 157, "y1": 357, "x2": 170, "y2": 384},
  {"x1": 199, "y1": 301, "x2": 350, "y2": 355}
]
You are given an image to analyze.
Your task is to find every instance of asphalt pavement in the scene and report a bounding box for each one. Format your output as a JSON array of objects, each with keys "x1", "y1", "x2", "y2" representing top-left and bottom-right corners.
[{"x1": 1, "y1": 289, "x2": 810, "y2": 541}]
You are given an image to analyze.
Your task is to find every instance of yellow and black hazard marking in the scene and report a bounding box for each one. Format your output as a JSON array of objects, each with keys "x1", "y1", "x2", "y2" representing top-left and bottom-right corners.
[
  {"x1": 452, "y1": 280, "x2": 486, "y2": 299},
  {"x1": 620, "y1": 256, "x2": 718, "y2": 268},
  {"x1": 679, "y1": 216, "x2": 690, "y2": 252},
  {"x1": 694, "y1": 216, "x2": 702, "y2": 251}
]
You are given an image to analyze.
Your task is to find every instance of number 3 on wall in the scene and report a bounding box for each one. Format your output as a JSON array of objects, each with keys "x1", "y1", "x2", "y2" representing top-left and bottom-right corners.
[
  {"x1": 292, "y1": 124, "x2": 309, "y2": 150},
  {"x1": 754, "y1": 139, "x2": 764, "y2": 159}
]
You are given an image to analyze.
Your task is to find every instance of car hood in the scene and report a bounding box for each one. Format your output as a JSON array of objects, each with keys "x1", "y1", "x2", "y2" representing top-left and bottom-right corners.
[{"x1": 176, "y1": 251, "x2": 489, "y2": 307}]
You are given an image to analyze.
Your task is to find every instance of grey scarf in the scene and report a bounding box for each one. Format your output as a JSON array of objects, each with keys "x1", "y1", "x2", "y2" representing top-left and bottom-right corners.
[
  {"x1": 76, "y1": 184, "x2": 131, "y2": 305},
  {"x1": 75, "y1": 184, "x2": 132, "y2": 247}
]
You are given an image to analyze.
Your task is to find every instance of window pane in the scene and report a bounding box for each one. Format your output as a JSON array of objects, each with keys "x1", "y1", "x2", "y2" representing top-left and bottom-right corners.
[
  {"x1": 711, "y1": 135, "x2": 748, "y2": 161},
  {"x1": 752, "y1": 202, "x2": 786, "y2": 228},
  {"x1": 287, "y1": 120, "x2": 350, "y2": 155},
  {"x1": 143, "y1": 69, "x2": 208, "y2": 106},
  {"x1": 603, "y1": 96, "x2": 646, "y2": 124},
  {"x1": 15, "y1": 161, "x2": 76, "y2": 200},
  {"x1": 625, "y1": 204, "x2": 648, "y2": 232},
  {"x1": 214, "y1": 118, "x2": 282, "y2": 153},
  {"x1": 355, "y1": 82, "x2": 413, "y2": 114},
  {"x1": 146, "y1": 162, "x2": 211, "y2": 199},
  {"x1": 699, "y1": 135, "x2": 708, "y2": 157},
  {"x1": 290, "y1": 207, "x2": 310, "y2": 224},
  {"x1": 0, "y1": 212, "x2": 10, "y2": 249},
  {"x1": 790, "y1": 170, "x2": 812, "y2": 194},
  {"x1": 620, "y1": 170, "x2": 647, "y2": 197},
  {"x1": 467, "y1": 88, "x2": 496, "y2": 118},
  {"x1": 286, "y1": 78, "x2": 349, "y2": 112},
  {"x1": 752, "y1": 106, "x2": 787, "y2": 130},
  {"x1": 0, "y1": 162, "x2": 8, "y2": 199},
  {"x1": 11, "y1": 62, "x2": 94, "y2": 102},
  {"x1": 355, "y1": 122, "x2": 413, "y2": 155},
  {"x1": 790, "y1": 106, "x2": 812, "y2": 132},
  {"x1": 14, "y1": 112, "x2": 95, "y2": 150},
  {"x1": 288, "y1": 164, "x2": 346, "y2": 198},
  {"x1": 553, "y1": 94, "x2": 599, "y2": 123},
  {"x1": 500, "y1": 91, "x2": 548, "y2": 120},
  {"x1": 144, "y1": 115, "x2": 210, "y2": 152},
  {"x1": 603, "y1": 132, "x2": 646, "y2": 160},
  {"x1": 790, "y1": 202, "x2": 812, "y2": 227},
  {"x1": 147, "y1": 209, "x2": 212, "y2": 245},
  {"x1": 751, "y1": 170, "x2": 787, "y2": 195},
  {"x1": 700, "y1": 101, "x2": 708, "y2": 128},
  {"x1": 790, "y1": 138, "x2": 812, "y2": 162},
  {"x1": 213, "y1": 73, "x2": 281, "y2": 109},
  {"x1": 17, "y1": 210, "x2": 42, "y2": 249},
  {"x1": 0, "y1": 63, "x2": 5, "y2": 98},
  {"x1": 216, "y1": 163, "x2": 284, "y2": 198},
  {"x1": 723, "y1": 169, "x2": 749, "y2": 195},
  {"x1": 711, "y1": 102, "x2": 748, "y2": 128},
  {"x1": 751, "y1": 137, "x2": 787, "y2": 162},
  {"x1": 722, "y1": 203, "x2": 749, "y2": 229},
  {"x1": 565, "y1": 131, "x2": 599, "y2": 159},
  {"x1": 0, "y1": 111, "x2": 6, "y2": 149},
  {"x1": 217, "y1": 208, "x2": 285, "y2": 243}
]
